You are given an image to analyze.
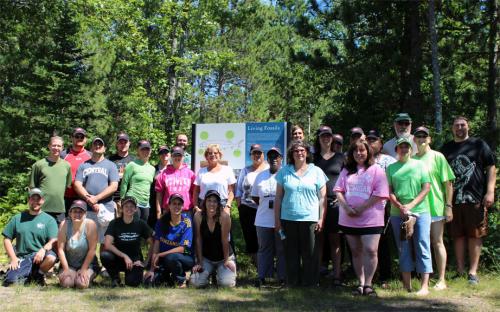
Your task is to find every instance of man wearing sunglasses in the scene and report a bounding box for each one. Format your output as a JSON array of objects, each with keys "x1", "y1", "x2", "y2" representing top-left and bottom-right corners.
[
  {"x1": 60, "y1": 127, "x2": 92, "y2": 216},
  {"x1": 382, "y1": 113, "x2": 418, "y2": 158}
]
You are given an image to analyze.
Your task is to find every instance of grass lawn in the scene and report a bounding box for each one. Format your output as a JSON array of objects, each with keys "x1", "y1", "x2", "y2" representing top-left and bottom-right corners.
[{"x1": 1, "y1": 206, "x2": 499, "y2": 311}]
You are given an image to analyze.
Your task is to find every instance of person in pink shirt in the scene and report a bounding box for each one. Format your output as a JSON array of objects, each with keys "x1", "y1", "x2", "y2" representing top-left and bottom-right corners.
[
  {"x1": 155, "y1": 146, "x2": 195, "y2": 218},
  {"x1": 334, "y1": 140, "x2": 389, "y2": 297}
]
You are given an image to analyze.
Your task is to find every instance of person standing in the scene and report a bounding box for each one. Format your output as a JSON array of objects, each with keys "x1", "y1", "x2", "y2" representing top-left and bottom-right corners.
[
  {"x1": 235, "y1": 144, "x2": 269, "y2": 266},
  {"x1": 274, "y1": 140, "x2": 328, "y2": 287},
  {"x1": 382, "y1": 113, "x2": 418, "y2": 158},
  {"x1": 30, "y1": 136, "x2": 72, "y2": 223},
  {"x1": 120, "y1": 140, "x2": 156, "y2": 222},
  {"x1": 61, "y1": 127, "x2": 92, "y2": 215},
  {"x1": 176, "y1": 134, "x2": 192, "y2": 169},
  {"x1": 148, "y1": 145, "x2": 171, "y2": 228},
  {"x1": 2, "y1": 189, "x2": 58, "y2": 286},
  {"x1": 291, "y1": 125, "x2": 305, "y2": 141},
  {"x1": 441, "y1": 116, "x2": 496, "y2": 285},
  {"x1": 74, "y1": 137, "x2": 119, "y2": 243},
  {"x1": 109, "y1": 132, "x2": 135, "y2": 217}
]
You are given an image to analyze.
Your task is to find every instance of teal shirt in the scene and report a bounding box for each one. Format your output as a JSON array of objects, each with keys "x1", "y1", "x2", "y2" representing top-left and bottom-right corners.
[
  {"x1": 120, "y1": 159, "x2": 156, "y2": 205},
  {"x1": 2, "y1": 211, "x2": 58, "y2": 257},
  {"x1": 276, "y1": 164, "x2": 328, "y2": 222},
  {"x1": 386, "y1": 158, "x2": 431, "y2": 216}
]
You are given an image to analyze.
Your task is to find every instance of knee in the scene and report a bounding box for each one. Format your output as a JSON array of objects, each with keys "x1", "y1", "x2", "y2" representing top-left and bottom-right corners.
[
  {"x1": 100, "y1": 250, "x2": 114, "y2": 263},
  {"x1": 189, "y1": 272, "x2": 208, "y2": 288},
  {"x1": 75, "y1": 280, "x2": 90, "y2": 289},
  {"x1": 125, "y1": 274, "x2": 142, "y2": 287},
  {"x1": 41, "y1": 255, "x2": 57, "y2": 270},
  {"x1": 364, "y1": 247, "x2": 378, "y2": 258},
  {"x1": 59, "y1": 275, "x2": 75, "y2": 288},
  {"x1": 217, "y1": 273, "x2": 236, "y2": 288}
]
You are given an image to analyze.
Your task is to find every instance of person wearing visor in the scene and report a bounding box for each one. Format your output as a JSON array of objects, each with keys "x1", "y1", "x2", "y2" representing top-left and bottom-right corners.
[
  {"x1": 146, "y1": 193, "x2": 194, "y2": 288},
  {"x1": 120, "y1": 140, "x2": 156, "y2": 222},
  {"x1": 386, "y1": 137, "x2": 431, "y2": 296},
  {"x1": 101, "y1": 196, "x2": 153, "y2": 287},
  {"x1": 57, "y1": 199, "x2": 98, "y2": 288},
  {"x1": 251, "y1": 147, "x2": 286, "y2": 287},
  {"x1": 235, "y1": 144, "x2": 269, "y2": 266},
  {"x1": 383, "y1": 113, "x2": 418, "y2": 158},
  {"x1": 412, "y1": 126, "x2": 455, "y2": 290},
  {"x1": 190, "y1": 190, "x2": 236, "y2": 288},
  {"x1": 2, "y1": 189, "x2": 58, "y2": 286}
]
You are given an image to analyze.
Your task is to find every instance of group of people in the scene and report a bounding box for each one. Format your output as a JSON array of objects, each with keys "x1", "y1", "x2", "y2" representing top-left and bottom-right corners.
[{"x1": 2, "y1": 114, "x2": 496, "y2": 298}]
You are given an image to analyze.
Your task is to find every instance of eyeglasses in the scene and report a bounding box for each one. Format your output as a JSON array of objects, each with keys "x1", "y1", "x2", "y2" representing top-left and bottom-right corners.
[
  {"x1": 251, "y1": 151, "x2": 263, "y2": 156},
  {"x1": 73, "y1": 134, "x2": 85, "y2": 139},
  {"x1": 415, "y1": 134, "x2": 428, "y2": 139},
  {"x1": 293, "y1": 149, "x2": 306, "y2": 154}
]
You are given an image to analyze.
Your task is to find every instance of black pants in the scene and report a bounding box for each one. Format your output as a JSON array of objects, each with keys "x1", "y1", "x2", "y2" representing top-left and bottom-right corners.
[
  {"x1": 100, "y1": 251, "x2": 144, "y2": 286},
  {"x1": 377, "y1": 217, "x2": 394, "y2": 282},
  {"x1": 237, "y1": 204, "x2": 259, "y2": 254}
]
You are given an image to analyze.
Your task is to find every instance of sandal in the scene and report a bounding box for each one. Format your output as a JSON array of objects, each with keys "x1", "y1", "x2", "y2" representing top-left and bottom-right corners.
[
  {"x1": 363, "y1": 285, "x2": 377, "y2": 297},
  {"x1": 352, "y1": 285, "x2": 363, "y2": 296}
]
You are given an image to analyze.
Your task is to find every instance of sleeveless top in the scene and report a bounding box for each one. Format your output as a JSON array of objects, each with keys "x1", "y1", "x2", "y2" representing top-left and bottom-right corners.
[
  {"x1": 65, "y1": 219, "x2": 89, "y2": 269},
  {"x1": 200, "y1": 215, "x2": 233, "y2": 262}
]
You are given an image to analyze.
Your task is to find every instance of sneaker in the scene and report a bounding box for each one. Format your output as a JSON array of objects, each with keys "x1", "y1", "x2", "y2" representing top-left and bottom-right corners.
[
  {"x1": 100, "y1": 268, "x2": 110, "y2": 278},
  {"x1": 468, "y1": 274, "x2": 479, "y2": 285},
  {"x1": 32, "y1": 271, "x2": 47, "y2": 286},
  {"x1": 111, "y1": 278, "x2": 122, "y2": 288}
]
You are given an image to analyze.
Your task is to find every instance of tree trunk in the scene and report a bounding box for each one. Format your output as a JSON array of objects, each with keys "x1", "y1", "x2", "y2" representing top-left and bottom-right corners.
[
  {"x1": 486, "y1": 0, "x2": 499, "y2": 150},
  {"x1": 428, "y1": 0, "x2": 443, "y2": 138}
]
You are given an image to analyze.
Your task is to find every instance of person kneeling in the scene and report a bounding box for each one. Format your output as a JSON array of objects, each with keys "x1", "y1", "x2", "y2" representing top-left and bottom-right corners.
[
  {"x1": 100, "y1": 197, "x2": 153, "y2": 287},
  {"x1": 190, "y1": 190, "x2": 236, "y2": 288},
  {"x1": 146, "y1": 194, "x2": 194, "y2": 287},
  {"x1": 57, "y1": 200, "x2": 98, "y2": 288}
]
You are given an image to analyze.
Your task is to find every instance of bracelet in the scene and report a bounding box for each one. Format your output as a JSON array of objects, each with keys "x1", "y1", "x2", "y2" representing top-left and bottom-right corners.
[{"x1": 445, "y1": 204, "x2": 452, "y2": 208}]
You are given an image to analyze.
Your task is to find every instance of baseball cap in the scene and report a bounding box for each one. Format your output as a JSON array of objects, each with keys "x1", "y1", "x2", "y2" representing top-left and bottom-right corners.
[
  {"x1": 73, "y1": 127, "x2": 87, "y2": 136},
  {"x1": 250, "y1": 144, "x2": 264, "y2": 153},
  {"x1": 395, "y1": 137, "x2": 412, "y2": 149},
  {"x1": 267, "y1": 147, "x2": 282, "y2": 157},
  {"x1": 117, "y1": 133, "x2": 129, "y2": 142},
  {"x1": 171, "y1": 146, "x2": 185, "y2": 156},
  {"x1": 70, "y1": 199, "x2": 87, "y2": 212},
  {"x1": 121, "y1": 196, "x2": 137, "y2": 206},
  {"x1": 137, "y1": 140, "x2": 151, "y2": 149},
  {"x1": 414, "y1": 126, "x2": 430, "y2": 136},
  {"x1": 350, "y1": 127, "x2": 364, "y2": 136},
  {"x1": 205, "y1": 190, "x2": 222, "y2": 202},
  {"x1": 169, "y1": 193, "x2": 185, "y2": 204},
  {"x1": 28, "y1": 188, "x2": 44, "y2": 198},
  {"x1": 366, "y1": 129, "x2": 382, "y2": 140},
  {"x1": 92, "y1": 137, "x2": 105, "y2": 146},
  {"x1": 158, "y1": 145, "x2": 170, "y2": 154},
  {"x1": 394, "y1": 113, "x2": 412, "y2": 122},
  {"x1": 332, "y1": 134, "x2": 343, "y2": 144},
  {"x1": 317, "y1": 126, "x2": 333, "y2": 136}
]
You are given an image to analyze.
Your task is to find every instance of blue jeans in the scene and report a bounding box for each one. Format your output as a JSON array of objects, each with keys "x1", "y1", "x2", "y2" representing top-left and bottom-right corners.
[
  {"x1": 3, "y1": 250, "x2": 57, "y2": 286},
  {"x1": 158, "y1": 253, "x2": 194, "y2": 284},
  {"x1": 390, "y1": 213, "x2": 433, "y2": 273}
]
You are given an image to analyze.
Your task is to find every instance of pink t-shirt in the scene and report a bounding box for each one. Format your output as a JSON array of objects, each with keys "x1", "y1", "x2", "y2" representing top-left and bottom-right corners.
[
  {"x1": 155, "y1": 164, "x2": 195, "y2": 211},
  {"x1": 333, "y1": 165, "x2": 389, "y2": 228}
]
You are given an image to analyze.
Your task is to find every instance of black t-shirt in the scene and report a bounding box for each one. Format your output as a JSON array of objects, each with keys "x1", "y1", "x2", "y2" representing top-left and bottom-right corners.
[
  {"x1": 441, "y1": 137, "x2": 496, "y2": 204},
  {"x1": 314, "y1": 152, "x2": 345, "y2": 199},
  {"x1": 109, "y1": 154, "x2": 135, "y2": 199},
  {"x1": 105, "y1": 218, "x2": 152, "y2": 261}
]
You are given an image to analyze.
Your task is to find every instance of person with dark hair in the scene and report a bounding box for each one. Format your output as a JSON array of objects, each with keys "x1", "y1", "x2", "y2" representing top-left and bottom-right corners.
[
  {"x1": 100, "y1": 197, "x2": 153, "y2": 287},
  {"x1": 176, "y1": 134, "x2": 192, "y2": 169},
  {"x1": 235, "y1": 144, "x2": 269, "y2": 266},
  {"x1": 332, "y1": 134, "x2": 344, "y2": 154},
  {"x1": 190, "y1": 190, "x2": 236, "y2": 287},
  {"x1": 57, "y1": 199, "x2": 98, "y2": 289},
  {"x1": 109, "y1": 132, "x2": 135, "y2": 218},
  {"x1": 274, "y1": 140, "x2": 328, "y2": 287},
  {"x1": 334, "y1": 140, "x2": 389, "y2": 296},
  {"x1": 146, "y1": 194, "x2": 194, "y2": 288},
  {"x1": 387, "y1": 138, "x2": 431, "y2": 296},
  {"x1": 148, "y1": 145, "x2": 171, "y2": 228},
  {"x1": 120, "y1": 140, "x2": 156, "y2": 223},
  {"x1": 313, "y1": 126, "x2": 345, "y2": 286},
  {"x1": 2, "y1": 189, "x2": 58, "y2": 286},
  {"x1": 441, "y1": 116, "x2": 496, "y2": 285}
]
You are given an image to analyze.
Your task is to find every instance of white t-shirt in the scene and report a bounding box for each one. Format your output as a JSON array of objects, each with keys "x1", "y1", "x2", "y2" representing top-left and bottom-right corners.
[
  {"x1": 251, "y1": 170, "x2": 278, "y2": 228},
  {"x1": 235, "y1": 165, "x2": 269, "y2": 209},
  {"x1": 382, "y1": 135, "x2": 418, "y2": 159},
  {"x1": 194, "y1": 165, "x2": 236, "y2": 200}
]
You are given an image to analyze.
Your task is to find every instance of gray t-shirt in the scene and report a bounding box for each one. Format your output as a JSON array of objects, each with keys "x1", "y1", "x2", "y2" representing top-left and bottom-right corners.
[{"x1": 75, "y1": 159, "x2": 119, "y2": 203}]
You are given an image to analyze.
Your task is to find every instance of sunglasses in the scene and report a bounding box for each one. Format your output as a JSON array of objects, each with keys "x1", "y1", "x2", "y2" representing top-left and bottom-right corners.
[
  {"x1": 397, "y1": 121, "x2": 411, "y2": 126},
  {"x1": 73, "y1": 134, "x2": 85, "y2": 139},
  {"x1": 415, "y1": 134, "x2": 428, "y2": 139}
]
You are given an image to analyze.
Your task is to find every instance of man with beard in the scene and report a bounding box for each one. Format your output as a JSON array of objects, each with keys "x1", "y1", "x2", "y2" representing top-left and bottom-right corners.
[
  {"x1": 30, "y1": 136, "x2": 72, "y2": 223},
  {"x1": 109, "y1": 132, "x2": 135, "y2": 216},
  {"x1": 2, "y1": 188, "x2": 58, "y2": 286},
  {"x1": 441, "y1": 116, "x2": 496, "y2": 285},
  {"x1": 74, "y1": 137, "x2": 119, "y2": 243},
  {"x1": 382, "y1": 113, "x2": 418, "y2": 158},
  {"x1": 176, "y1": 134, "x2": 191, "y2": 169}
]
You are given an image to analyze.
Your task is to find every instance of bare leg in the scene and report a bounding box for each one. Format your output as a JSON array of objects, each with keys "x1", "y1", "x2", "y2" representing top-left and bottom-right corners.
[
  {"x1": 360, "y1": 234, "x2": 380, "y2": 287},
  {"x1": 346, "y1": 235, "x2": 363, "y2": 285},
  {"x1": 402, "y1": 272, "x2": 412, "y2": 291},
  {"x1": 430, "y1": 220, "x2": 447, "y2": 289},
  {"x1": 59, "y1": 269, "x2": 77, "y2": 288},
  {"x1": 415, "y1": 273, "x2": 430, "y2": 296},
  {"x1": 468, "y1": 237, "x2": 482, "y2": 275},
  {"x1": 454, "y1": 236, "x2": 466, "y2": 274},
  {"x1": 39, "y1": 255, "x2": 57, "y2": 273},
  {"x1": 329, "y1": 233, "x2": 342, "y2": 280}
]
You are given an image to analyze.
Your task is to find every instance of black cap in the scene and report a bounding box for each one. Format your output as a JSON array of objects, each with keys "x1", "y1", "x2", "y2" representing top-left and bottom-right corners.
[
  {"x1": 70, "y1": 199, "x2": 87, "y2": 212},
  {"x1": 267, "y1": 147, "x2": 282, "y2": 157},
  {"x1": 317, "y1": 126, "x2": 333, "y2": 136},
  {"x1": 158, "y1": 145, "x2": 170, "y2": 154},
  {"x1": 169, "y1": 193, "x2": 185, "y2": 203},
  {"x1": 205, "y1": 190, "x2": 222, "y2": 202},
  {"x1": 92, "y1": 137, "x2": 105, "y2": 146},
  {"x1": 117, "y1": 133, "x2": 129, "y2": 142},
  {"x1": 250, "y1": 144, "x2": 264, "y2": 153},
  {"x1": 137, "y1": 140, "x2": 151, "y2": 149},
  {"x1": 366, "y1": 129, "x2": 381, "y2": 140},
  {"x1": 414, "y1": 126, "x2": 430, "y2": 136},
  {"x1": 73, "y1": 127, "x2": 87, "y2": 136},
  {"x1": 171, "y1": 146, "x2": 184, "y2": 156},
  {"x1": 394, "y1": 113, "x2": 412, "y2": 122},
  {"x1": 350, "y1": 127, "x2": 364, "y2": 136},
  {"x1": 332, "y1": 134, "x2": 344, "y2": 144}
]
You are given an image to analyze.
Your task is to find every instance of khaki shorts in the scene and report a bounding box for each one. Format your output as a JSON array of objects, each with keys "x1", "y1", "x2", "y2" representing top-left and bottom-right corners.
[{"x1": 449, "y1": 203, "x2": 488, "y2": 238}]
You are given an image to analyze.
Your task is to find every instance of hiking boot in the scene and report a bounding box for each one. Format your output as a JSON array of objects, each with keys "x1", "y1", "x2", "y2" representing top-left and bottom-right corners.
[{"x1": 468, "y1": 274, "x2": 479, "y2": 285}]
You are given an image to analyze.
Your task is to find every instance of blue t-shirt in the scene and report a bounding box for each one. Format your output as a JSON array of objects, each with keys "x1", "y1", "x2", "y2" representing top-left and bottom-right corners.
[
  {"x1": 276, "y1": 164, "x2": 328, "y2": 222},
  {"x1": 75, "y1": 158, "x2": 119, "y2": 203},
  {"x1": 154, "y1": 216, "x2": 193, "y2": 255}
]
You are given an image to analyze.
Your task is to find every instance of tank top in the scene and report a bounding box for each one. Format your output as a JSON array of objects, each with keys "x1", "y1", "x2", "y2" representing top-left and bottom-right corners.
[
  {"x1": 200, "y1": 215, "x2": 233, "y2": 262},
  {"x1": 65, "y1": 219, "x2": 89, "y2": 269}
]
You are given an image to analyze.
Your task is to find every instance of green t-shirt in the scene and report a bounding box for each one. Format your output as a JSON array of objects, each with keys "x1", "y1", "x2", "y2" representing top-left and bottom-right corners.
[
  {"x1": 413, "y1": 150, "x2": 455, "y2": 217},
  {"x1": 30, "y1": 158, "x2": 72, "y2": 213},
  {"x1": 386, "y1": 158, "x2": 431, "y2": 216},
  {"x1": 2, "y1": 211, "x2": 58, "y2": 257},
  {"x1": 120, "y1": 159, "x2": 156, "y2": 205}
]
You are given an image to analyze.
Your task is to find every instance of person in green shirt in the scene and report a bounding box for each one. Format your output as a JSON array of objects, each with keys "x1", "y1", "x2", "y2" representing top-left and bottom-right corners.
[
  {"x1": 2, "y1": 188, "x2": 58, "y2": 286},
  {"x1": 413, "y1": 126, "x2": 455, "y2": 290},
  {"x1": 120, "y1": 140, "x2": 156, "y2": 222},
  {"x1": 30, "y1": 136, "x2": 72, "y2": 222},
  {"x1": 387, "y1": 137, "x2": 431, "y2": 296}
]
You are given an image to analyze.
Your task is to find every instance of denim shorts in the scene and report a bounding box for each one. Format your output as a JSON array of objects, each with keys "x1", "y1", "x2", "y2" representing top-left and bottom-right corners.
[{"x1": 390, "y1": 212, "x2": 433, "y2": 274}]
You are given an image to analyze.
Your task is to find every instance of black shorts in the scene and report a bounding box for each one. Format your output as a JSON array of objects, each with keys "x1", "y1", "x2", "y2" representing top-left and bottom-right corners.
[{"x1": 339, "y1": 225, "x2": 384, "y2": 235}]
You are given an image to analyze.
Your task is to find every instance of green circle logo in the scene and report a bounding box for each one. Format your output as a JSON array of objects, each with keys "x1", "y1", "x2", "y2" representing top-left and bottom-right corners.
[
  {"x1": 233, "y1": 149, "x2": 241, "y2": 158},
  {"x1": 198, "y1": 148, "x2": 205, "y2": 155},
  {"x1": 200, "y1": 131, "x2": 209, "y2": 140},
  {"x1": 225, "y1": 130, "x2": 234, "y2": 140}
]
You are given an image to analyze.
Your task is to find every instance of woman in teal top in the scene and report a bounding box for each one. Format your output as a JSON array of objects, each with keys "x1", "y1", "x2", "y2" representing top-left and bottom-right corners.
[
  {"x1": 57, "y1": 199, "x2": 98, "y2": 289},
  {"x1": 274, "y1": 140, "x2": 328, "y2": 287},
  {"x1": 121, "y1": 140, "x2": 156, "y2": 222},
  {"x1": 386, "y1": 137, "x2": 431, "y2": 296}
]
